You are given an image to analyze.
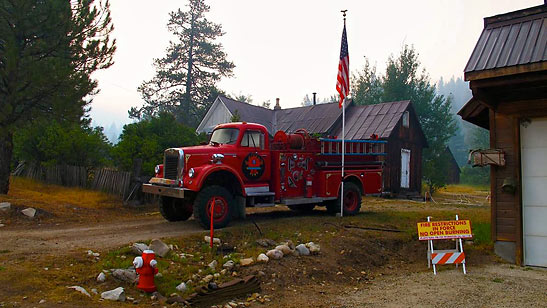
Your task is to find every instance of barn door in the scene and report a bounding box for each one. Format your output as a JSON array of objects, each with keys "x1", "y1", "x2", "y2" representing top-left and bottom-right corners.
[
  {"x1": 521, "y1": 117, "x2": 547, "y2": 267},
  {"x1": 401, "y1": 149, "x2": 410, "y2": 189}
]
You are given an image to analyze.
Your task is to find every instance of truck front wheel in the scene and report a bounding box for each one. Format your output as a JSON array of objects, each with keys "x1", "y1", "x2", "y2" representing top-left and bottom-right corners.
[
  {"x1": 160, "y1": 197, "x2": 193, "y2": 222},
  {"x1": 193, "y1": 185, "x2": 234, "y2": 229},
  {"x1": 325, "y1": 182, "x2": 362, "y2": 215}
]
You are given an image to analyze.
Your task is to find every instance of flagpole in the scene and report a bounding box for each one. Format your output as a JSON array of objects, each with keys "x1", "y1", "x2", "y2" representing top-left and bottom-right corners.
[{"x1": 340, "y1": 10, "x2": 347, "y2": 217}]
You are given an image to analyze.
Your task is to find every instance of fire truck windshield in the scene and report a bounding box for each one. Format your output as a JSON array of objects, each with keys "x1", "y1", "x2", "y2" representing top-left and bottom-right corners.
[{"x1": 210, "y1": 128, "x2": 239, "y2": 145}]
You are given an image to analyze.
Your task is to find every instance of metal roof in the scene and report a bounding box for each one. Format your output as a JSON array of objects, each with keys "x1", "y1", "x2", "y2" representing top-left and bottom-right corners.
[
  {"x1": 333, "y1": 101, "x2": 411, "y2": 140},
  {"x1": 275, "y1": 102, "x2": 342, "y2": 134},
  {"x1": 218, "y1": 96, "x2": 275, "y2": 133},
  {"x1": 464, "y1": 4, "x2": 547, "y2": 75}
]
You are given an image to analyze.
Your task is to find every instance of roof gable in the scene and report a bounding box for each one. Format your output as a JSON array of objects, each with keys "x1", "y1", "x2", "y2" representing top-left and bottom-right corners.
[
  {"x1": 218, "y1": 96, "x2": 275, "y2": 132},
  {"x1": 334, "y1": 101, "x2": 419, "y2": 140}
]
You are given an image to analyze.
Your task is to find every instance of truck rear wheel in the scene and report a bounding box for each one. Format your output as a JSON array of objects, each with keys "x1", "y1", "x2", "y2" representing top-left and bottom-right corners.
[
  {"x1": 193, "y1": 185, "x2": 234, "y2": 229},
  {"x1": 326, "y1": 182, "x2": 362, "y2": 215},
  {"x1": 287, "y1": 204, "x2": 315, "y2": 212},
  {"x1": 160, "y1": 197, "x2": 193, "y2": 222}
]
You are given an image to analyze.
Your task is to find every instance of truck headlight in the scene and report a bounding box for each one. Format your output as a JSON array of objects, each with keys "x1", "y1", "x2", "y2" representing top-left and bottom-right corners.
[
  {"x1": 155, "y1": 165, "x2": 160, "y2": 174},
  {"x1": 188, "y1": 168, "x2": 195, "y2": 178}
]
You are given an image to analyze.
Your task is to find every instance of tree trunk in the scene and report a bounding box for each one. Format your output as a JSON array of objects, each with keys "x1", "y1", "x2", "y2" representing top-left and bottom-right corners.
[
  {"x1": 0, "y1": 131, "x2": 14, "y2": 194},
  {"x1": 184, "y1": 15, "x2": 195, "y2": 119}
]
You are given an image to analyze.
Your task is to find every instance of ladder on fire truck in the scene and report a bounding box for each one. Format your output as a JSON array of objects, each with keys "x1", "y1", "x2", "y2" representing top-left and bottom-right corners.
[{"x1": 319, "y1": 138, "x2": 387, "y2": 156}]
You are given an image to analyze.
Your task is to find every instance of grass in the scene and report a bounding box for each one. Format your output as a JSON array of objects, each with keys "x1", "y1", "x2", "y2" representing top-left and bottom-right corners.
[{"x1": 3, "y1": 177, "x2": 120, "y2": 210}]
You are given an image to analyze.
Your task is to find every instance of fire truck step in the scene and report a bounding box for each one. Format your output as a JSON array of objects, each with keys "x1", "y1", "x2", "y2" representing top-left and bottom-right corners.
[
  {"x1": 254, "y1": 202, "x2": 275, "y2": 207},
  {"x1": 282, "y1": 197, "x2": 325, "y2": 205},
  {"x1": 246, "y1": 191, "x2": 275, "y2": 197}
]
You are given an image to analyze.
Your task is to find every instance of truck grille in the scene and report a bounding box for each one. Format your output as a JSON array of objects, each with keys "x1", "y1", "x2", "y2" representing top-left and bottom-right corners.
[{"x1": 164, "y1": 153, "x2": 179, "y2": 180}]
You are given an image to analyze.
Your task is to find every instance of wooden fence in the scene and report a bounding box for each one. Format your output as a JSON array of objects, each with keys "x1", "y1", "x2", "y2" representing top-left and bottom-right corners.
[{"x1": 15, "y1": 162, "x2": 132, "y2": 197}]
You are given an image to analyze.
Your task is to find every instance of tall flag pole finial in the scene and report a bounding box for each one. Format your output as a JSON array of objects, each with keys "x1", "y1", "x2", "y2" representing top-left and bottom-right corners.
[{"x1": 336, "y1": 10, "x2": 349, "y2": 217}]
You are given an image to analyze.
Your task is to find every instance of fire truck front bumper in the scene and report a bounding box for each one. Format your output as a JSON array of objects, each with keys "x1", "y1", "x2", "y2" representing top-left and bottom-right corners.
[{"x1": 142, "y1": 183, "x2": 186, "y2": 199}]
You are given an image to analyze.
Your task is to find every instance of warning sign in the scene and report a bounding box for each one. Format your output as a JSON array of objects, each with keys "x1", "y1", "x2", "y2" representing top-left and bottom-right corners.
[{"x1": 417, "y1": 220, "x2": 472, "y2": 241}]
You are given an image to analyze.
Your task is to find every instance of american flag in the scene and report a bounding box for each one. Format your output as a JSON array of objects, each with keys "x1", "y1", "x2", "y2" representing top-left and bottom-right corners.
[{"x1": 336, "y1": 24, "x2": 349, "y2": 108}]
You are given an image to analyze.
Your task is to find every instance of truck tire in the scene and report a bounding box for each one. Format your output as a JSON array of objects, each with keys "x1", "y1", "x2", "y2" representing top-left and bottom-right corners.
[
  {"x1": 287, "y1": 204, "x2": 315, "y2": 212},
  {"x1": 160, "y1": 197, "x2": 193, "y2": 222},
  {"x1": 325, "y1": 182, "x2": 362, "y2": 215},
  {"x1": 193, "y1": 185, "x2": 234, "y2": 229}
]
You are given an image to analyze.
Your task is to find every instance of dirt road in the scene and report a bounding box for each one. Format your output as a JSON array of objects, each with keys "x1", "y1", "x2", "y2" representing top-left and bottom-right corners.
[{"x1": 0, "y1": 216, "x2": 204, "y2": 256}]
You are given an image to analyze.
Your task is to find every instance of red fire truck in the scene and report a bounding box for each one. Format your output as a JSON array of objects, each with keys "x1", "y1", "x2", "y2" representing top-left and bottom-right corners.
[{"x1": 143, "y1": 122, "x2": 386, "y2": 229}]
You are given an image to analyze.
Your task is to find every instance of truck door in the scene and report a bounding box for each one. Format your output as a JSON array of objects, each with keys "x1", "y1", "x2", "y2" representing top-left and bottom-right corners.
[{"x1": 238, "y1": 129, "x2": 270, "y2": 185}]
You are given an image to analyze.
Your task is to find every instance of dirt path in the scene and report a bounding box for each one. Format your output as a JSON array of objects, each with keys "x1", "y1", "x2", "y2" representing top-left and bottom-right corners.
[
  {"x1": 0, "y1": 216, "x2": 204, "y2": 256},
  {"x1": 336, "y1": 264, "x2": 547, "y2": 308}
]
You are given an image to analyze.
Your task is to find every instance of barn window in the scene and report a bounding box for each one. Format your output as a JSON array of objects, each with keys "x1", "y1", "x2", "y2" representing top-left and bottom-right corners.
[{"x1": 402, "y1": 111, "x2": 410, "y2": 128}]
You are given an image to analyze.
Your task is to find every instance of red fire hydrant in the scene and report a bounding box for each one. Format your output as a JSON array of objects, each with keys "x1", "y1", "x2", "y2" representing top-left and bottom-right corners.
[{"x1": 133, "y1": 250, "x2": 158, "y2": 292}]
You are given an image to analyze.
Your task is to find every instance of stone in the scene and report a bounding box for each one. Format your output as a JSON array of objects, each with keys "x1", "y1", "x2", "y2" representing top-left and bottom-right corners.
[
  {"x1": 0, "y1": 202, "x2": 10, "y2": 212},
  {"x1": 131, "y1": 243, "x2": 149, "y2": 256},
  {"x1": 239, "y1": 258, "x2": 254, "y2": 266},
  {"x1": 282, "y1": 240, "x2": 295, "y2": 250},
  {"x1": 255, "y1": 238, "x2": 276, "y2": 247},
  {"x1": 275, "y1": 244, "x2": 292, "y2": 255},
  {"x1": 204, "y1": 236, "x2": 221, "y2": 244},
  {"x1": 155, "y1": 272, "x2": 163, "y2": 278},
  {"x1": 220, "y1": 269, "x2": 227, "y2": 275},
  {"x1": 96, "y1": 272, "x2": 106, "y2": 283},
  {"x1": 295, "y1": 244, "x2": 310, "y2": 256},
  {"x1": 112, "y1": 269, "x2": 137, "y2": 283},
  {"x1": 222, "y1": 260, "x2": 235, "y2": 270},
  {"x1": 208, "y1": 282, "x2": 218, "y2": 290},
  {"x1": 208, "y1": 260, "x2": 218, "y2": 270},
  {"x1": 67, "y1": 286, "x2": 91, "y2": 297},
  {"x1": 21, "y1": 207, "x2": 36, "y2": 218},
  {"x1": 149, "y1": 239, "x2": 170, "y2": 257},
  {"x1": 0, "y1": 224, "x2": 4, "y2": 228},
  {"x1": 87, "y1": 250, "x2": 99, "y2": 257},
  {"x1": 257, "y1": 253, "x2": 269, "y2": 263},
  {"x1": 306, "y1": 242, "x2": 320, "y2": 254},
  {"x1": 213, "y1": 273, "x2": 220, "y2": 278},
  {"x1": 176, "y1": 282, "x2": 187, "y2": 292},
  {"x1": 257, "y1": 271, "x2": 266, "y2": 277},
  {"x1": 39, "y1": 299, "x2": 46, "y2": 304},
  {"x1": 101, "y1": 287, "x2": 125, "y2": 302},
  {"x1": 202, "y1": 275, "x2": 214, "y2": 283},
  {"x1": 266, "y1": 249, "x2": 283, "y2": 260},
  {"x1": 91, "y1": 288, "x2": 98, "y2": 295}
]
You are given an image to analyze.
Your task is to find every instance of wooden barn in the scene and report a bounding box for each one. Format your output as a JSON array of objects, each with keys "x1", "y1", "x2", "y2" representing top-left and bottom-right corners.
[
  {"x1": 458, "y1": 3, "x2": 547, "y2": 266},
  {"x1": 197, "y1": 96, "x2": 427, "y2": 197}
]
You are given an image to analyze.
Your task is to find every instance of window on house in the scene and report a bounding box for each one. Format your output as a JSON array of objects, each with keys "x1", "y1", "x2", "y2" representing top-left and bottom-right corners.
[
  {"x1": 240, "y1": 130, "x2": 265, "y2": 149},
  {"x1": 402, "y1": 111, "x2": 410, "y2": 128}
]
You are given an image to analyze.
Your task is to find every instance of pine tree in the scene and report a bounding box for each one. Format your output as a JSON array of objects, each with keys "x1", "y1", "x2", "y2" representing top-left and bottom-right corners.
[
  {"x1": 0, "y1": 0, "x2": 116, "y2": 193},
  {"x1": 134, "y1": 0, "x2": 234, "y2": 127}
]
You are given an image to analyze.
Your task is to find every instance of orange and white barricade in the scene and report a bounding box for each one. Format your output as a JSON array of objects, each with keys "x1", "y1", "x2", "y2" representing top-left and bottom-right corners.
[{"x1": 417, "y1": 215, "x2": 472, "y2": 275}]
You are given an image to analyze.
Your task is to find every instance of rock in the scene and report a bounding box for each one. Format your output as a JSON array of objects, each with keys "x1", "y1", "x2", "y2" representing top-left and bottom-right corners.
[
  {"x1": 213, "y1": 273, "x2": 220, "y2": 278},
  {"x1": 0, "y1": 224, "x2": 4, "y2": 228},
  {"x1": 96, "y1": 272, "x2": 106, "y2": 283},
  {"x1": 208, "y1": 282, "x2": 218, "y2": 290},
  {"x1": 204, "y1": 236, "x2": 221, "y2": 244},
  {"x1": 131, "y1": 243, "x2": 149, "y2": 255},
  {"x1": 87, "y1": 250, "x2": 99, "y2": 257},
  {"x1": 21, "y1": 207, "x2": 36, "y2": 218},
  {"x1": 306, "y1": 242, "x2": 320, "y2": 254},
  {"x1": 275, "y1": 244, "x2": 292, "y2": 255},
  {"x1": 155, "y1": 272, "x2": 163, "y2": 278},
  {"x1": 255, "y1": 238, "x2": 276, "y2": 247},
  {"x1": 149, "y1": 239, "x2": 170, "y2": 257},
  {"x1": 295, "y1": 244, "x2": 310, "y2": 256},
  {"x1": 257, "y1": 271, "x2": 265, "y2": 277},
  {"x1": 91, "y1": 288, "x2": 98, "y2": 295},
  {"x1": 202, "y1": 274, "x2": 214, "y2": 283},
  {"x1": 67, "y1": 286, "x2": 91, "y2": 297},
  {"x1": 112, "y1": 269, "x2": 137, "y2": 283},
  {"x1": 220, "y1": 269, "x2": 227, "y2": 275},
  {"x1": 101, "y1": 287, "x2": 125, "y2": 302},
  {"x1": 39, "y1": 299, "x2": 46, "y2": 304},
  {"x1": 222, "y1": 260, "x2": 235, "y2": 270},
  {"x1": 150, "y1": 291, "x2": 166, "y2": 302},
  {"x1": 208, "y1": 260, "x2": 218, "y2": 270},
  {"x1": 282, "y1": 240, "x2": 295, "y2": 250},
  {"x1": 239, "y1": 257, "x2": 254, "y2": 266},
  {"x1": 257, "y1": 253, "x2": 269, "y2": 263},
  {"x1": 0, "y1": 202, "x2": 10, "y2": 212},
  {"x1": 266, "y1": 249, "x2": 283, "y2": 260},
  {"x1": 175, "y1": 282, "x2": 187, "y2": 292}
]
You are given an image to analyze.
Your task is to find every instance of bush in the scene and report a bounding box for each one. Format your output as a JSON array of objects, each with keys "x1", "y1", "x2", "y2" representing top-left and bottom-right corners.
[
  {"x1": 460, "y1": 165, "x2": 490, "y2": 186},
  {"x1": 112, "y1": 113, "x2": 201, "y2": 175}
]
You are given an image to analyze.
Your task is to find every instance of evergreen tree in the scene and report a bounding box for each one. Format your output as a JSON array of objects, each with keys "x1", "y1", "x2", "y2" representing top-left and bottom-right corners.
[
  {"x1": 133, "y1": 0, "x2": 234, "y2": 127},
  {"x1": 0, "y1": 0, "x2": 116, "y2": 193},
  {"x1": 352, "y1": 45, "x2": 457, "y2": 193}
]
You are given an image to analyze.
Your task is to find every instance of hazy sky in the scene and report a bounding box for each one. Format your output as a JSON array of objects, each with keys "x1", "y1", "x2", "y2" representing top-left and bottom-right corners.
[{"x1": 90, "y1": 0, "x2": 542, "y2": 128}]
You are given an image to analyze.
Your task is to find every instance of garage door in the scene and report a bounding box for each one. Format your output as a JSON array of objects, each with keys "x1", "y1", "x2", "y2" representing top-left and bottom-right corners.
[{"x1": 521, "y1": 117, "x2": 547, "y2": 267}]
